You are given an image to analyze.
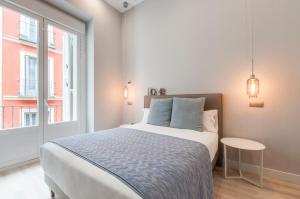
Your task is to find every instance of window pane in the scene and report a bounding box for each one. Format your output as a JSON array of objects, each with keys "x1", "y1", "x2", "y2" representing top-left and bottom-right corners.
[
  {"x1": 25, "y1": 114, "x2": 30, "y2": 126},
  {"x1": 32, "y1": 113, "x2": 36, "y2": 125},
  {"x1": 0, "y1": 6, "x2": 39, "y2": 130},
  {"x1": 47, "y1": 24, "x2": 77, "y2": 124}
]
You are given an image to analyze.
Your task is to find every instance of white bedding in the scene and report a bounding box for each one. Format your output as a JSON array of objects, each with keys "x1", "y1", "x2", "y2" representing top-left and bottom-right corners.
[
  {"x1": 121, "y1": 123, "x2": 218, "y2": 161},
  {"x1": 40, "y1": 124, "x2": 218, "y2": 199}
]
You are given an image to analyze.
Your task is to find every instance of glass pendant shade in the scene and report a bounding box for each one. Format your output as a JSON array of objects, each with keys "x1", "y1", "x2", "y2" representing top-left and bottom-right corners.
[{"x1": 247, "y1": 74, "x2": 259, "y2": 98}]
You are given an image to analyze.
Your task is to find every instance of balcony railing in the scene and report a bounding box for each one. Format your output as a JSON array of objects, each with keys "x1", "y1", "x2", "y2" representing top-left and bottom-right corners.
[
  {"x1": 19, "y1": 79, "x2": 38, "y2": 97},
  {"x1": 0, "y1": 104, "x2": 62, "y2": 130},
  {"x1": 18, "y1": 79, "x2": 56, "y2": 97}
]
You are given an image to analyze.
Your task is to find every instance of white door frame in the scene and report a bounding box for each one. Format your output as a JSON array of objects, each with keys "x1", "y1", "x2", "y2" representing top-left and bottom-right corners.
[
  {"x1": 0, "y1": 1, "x2": 44, "y2": 169},
  {"x1": 43, "y1": 19, "x2": 84, "y2": 142},
  {"x1": 0, "y1": 0, "x2": 86, "y2": 169}
]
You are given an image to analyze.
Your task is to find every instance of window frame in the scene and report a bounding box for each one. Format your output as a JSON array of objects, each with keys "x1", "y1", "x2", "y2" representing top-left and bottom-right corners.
[
  {"x1": 0, "y1": 0, "x2": 86, "y2": 170},
  {"x1": 1, "y1": 0, "x2": 86, "y2": 133}
]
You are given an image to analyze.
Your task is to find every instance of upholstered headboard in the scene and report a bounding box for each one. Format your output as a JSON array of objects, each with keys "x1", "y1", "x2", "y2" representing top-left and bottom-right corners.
[{"x1": 144, "y1": 93, "x2": 223, "y2": 167}]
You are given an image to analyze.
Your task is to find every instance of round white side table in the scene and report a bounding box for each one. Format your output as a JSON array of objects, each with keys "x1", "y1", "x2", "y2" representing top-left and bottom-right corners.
[{"x1": 221, "y1": 137, "x2": 266, "y2": 188}]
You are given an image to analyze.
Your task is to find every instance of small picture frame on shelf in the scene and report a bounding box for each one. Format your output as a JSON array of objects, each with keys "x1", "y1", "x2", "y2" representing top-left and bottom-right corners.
[
  {"x1": 148, "y1": 88, "x2": 158, "y2": 96},
  {"x1": 159, "y1": 88, "x2": 166, "y2": 96}
]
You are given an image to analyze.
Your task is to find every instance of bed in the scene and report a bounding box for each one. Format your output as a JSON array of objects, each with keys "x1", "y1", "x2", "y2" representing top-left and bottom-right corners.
[{"x1": 40, "y1": 94, "x2": 223, "y2": 199}]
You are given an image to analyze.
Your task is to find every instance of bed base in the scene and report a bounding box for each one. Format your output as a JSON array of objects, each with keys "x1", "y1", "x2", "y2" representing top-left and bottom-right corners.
[
  {"x1": 51, "y1": 190, "x2": 55, "y2": 198},
  {"x1": 212, "y1": 151, "x2": 218, "y2": 171},
  {"x1": 45, "y1": 150, "x2": 219, "y2": 199},
  {"x1": 45, "y1": 175, "x2": 69, "y2": 199}
]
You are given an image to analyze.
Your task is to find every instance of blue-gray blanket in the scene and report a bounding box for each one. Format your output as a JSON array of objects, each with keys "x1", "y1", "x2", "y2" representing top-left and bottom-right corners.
[{"x1": 50, "y1": 128, "x2": 214, "y2": 199}]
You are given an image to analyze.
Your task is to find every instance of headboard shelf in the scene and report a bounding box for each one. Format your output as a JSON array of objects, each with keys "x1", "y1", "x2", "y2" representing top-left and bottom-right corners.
[{"x1": 144, "y1": 93, "x2": 223, "y2": 167}]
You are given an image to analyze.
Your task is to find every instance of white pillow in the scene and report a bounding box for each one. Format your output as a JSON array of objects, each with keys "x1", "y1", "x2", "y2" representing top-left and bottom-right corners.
[
  {"x1": 141, "y1": 108, "x2": 150, "y2": 124},
  {"x1": 202, "y1": 110, "x2": 218, "y2": 133}
]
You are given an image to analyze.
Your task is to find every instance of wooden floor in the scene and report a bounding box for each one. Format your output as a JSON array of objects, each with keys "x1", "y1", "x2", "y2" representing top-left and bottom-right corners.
[
  {"x1": 213, "y1": 168, "x2": 300, "y2": 199},
  {"x1": 0, "y1": 161, "x2": 299, "y2": 199}
]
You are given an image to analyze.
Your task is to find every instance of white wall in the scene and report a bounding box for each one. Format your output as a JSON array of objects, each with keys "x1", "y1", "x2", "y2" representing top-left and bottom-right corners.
[
  {"x1": 67, "y1": 0, "x2": 123, "y2": 131},
  {"x1": 122, "y1": 0, "x2": 300, "y2": 175}
]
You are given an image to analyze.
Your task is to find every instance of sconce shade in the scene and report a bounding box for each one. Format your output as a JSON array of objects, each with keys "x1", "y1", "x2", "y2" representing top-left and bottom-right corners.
[
  {"x1": 124, "y1": 86, "x2": 128, "y2": 99},
  {"x1": 247, "y1": 74, "x2": 259, "y2": 98},
  {"x1": 124, "y1": 81, "x2": 133, "y2": 105}
]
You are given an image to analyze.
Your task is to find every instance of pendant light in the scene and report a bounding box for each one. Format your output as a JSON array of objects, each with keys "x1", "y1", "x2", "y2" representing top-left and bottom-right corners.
[
  {"x1": 247, "y1": 63, "x2": 259, "y2": 98},
  {"x1": 246, "y1": 0, "x2": 260, "y2": 98}
]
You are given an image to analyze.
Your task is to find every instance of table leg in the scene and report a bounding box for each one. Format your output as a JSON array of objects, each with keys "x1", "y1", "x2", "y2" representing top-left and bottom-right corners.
[
  {"x1": 222, "y1": 143, "x2": 264, "y2": 188},
  {"x1": 238, "y1": 149, "x2": 242, "y2": 176},
  {"x1": 260, "y1": 151, "x2": 264, "y2": 187},
  {"x1": 224, "y1": 144, "x2": 227, "y2": 178}
]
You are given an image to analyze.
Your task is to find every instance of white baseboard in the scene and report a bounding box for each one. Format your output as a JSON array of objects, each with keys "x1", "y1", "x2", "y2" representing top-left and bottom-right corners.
[
  {"x1": 226, "y1": 160, "x2": 300, "y2": 185},
  {"x1": 0, "y1": 154, "x2": 39, "y2": 172}
]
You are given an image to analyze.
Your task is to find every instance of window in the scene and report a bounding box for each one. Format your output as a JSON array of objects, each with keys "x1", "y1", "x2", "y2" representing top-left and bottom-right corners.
[
  {"x1": 0, "y1": 2, "x2": 84, "y2": 171},
  {"x1": 20, "y1": 15, "x2": 37, "y2": 43},
  {"x1": 20, "y1": 52, "x2": 37, "y2": 97},
  {"x1": 21, "y1": 111, "x2": 37, "y2": 127},
  {"x1": 48, "y1": 25, "x2": 55, "y2": 48}
]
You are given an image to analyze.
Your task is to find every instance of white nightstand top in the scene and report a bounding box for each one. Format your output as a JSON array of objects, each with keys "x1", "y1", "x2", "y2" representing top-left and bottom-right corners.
[{"x1": 221, "y1": 137, "x2": 266, "y2": 151}]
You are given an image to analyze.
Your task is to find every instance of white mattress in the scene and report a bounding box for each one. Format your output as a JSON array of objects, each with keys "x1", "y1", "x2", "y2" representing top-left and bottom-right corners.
[{"x1": 40, "y1": 124, "x2": 218, "y2": 199}]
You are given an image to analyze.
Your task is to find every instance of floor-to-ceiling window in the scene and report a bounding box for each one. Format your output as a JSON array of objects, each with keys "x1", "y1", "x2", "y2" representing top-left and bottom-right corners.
[{"x1": 0, "y1": 0, "x2": 85, "y2": 169}]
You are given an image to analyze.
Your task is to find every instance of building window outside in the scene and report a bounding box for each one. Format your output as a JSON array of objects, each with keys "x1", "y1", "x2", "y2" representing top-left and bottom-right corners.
[
  {"x1": 20, "y1": 108, "x2": 56, "y2": 127},
  {"x1": 21, "y1": 110, "x2": 37, "y2": 127},
  {"x1": 19, "y1": 15, "x2": 37, "y2": 43},
  {"x1": 48, "y1": 57, "x2": 55, "y2": 97},
  {"x1": 20, "y1": 52, "x2": 55, "y2": 97},
  {"x1": 48, "y1": 107, "x2": 55, "y2": 124},
  {"x1": 20, "y1": 52, "x2": 37, "y2": 97},
  {"x1": 48, "y1": 25, "x2": 55, "y2": 48}
]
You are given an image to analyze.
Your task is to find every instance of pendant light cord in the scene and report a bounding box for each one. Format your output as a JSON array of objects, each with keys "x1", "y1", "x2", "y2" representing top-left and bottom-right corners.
[
  {"x1": 251, "y1": 0, "x2": 255, "y2": 76},
  {"x1": 246, "y1": 0, "x2": 255, "y2": 76}
]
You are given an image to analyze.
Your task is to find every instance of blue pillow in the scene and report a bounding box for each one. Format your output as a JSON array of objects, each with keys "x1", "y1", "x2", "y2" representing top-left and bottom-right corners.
[
  {"x1": 170, "y1": 97, "x2": 205, "y2": 132},
  {"x1": 147, "y1": 98, "x2": 173, "y2": 127}
]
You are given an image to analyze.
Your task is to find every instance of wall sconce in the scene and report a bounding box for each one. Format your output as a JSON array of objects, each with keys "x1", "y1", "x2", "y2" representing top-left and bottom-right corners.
[{"x1": 124, "y1": 81, "x2": 133, "y2": 105}]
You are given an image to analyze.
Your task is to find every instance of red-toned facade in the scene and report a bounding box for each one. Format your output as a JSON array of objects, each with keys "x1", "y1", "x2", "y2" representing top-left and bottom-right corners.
[{"x1": 1, "y1": 7, "x2": 63, "y2": 129}]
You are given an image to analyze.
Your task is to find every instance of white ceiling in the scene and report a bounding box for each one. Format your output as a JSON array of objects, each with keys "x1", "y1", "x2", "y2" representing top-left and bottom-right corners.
[{"x1": 103, "y1": 0, "x2": 145, "y2": 13}]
